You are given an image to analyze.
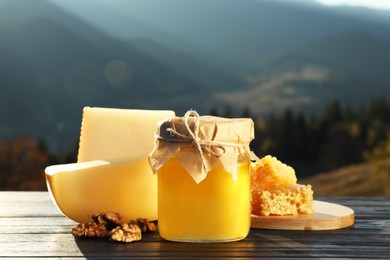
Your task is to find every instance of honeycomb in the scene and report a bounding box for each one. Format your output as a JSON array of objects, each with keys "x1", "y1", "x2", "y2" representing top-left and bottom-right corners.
[
  {"x1": 251, "y1": 184, "x2": 314, "y2": 216},
  {"x1": 251, "y1": 155, "x2": 297, "y2": 190}
]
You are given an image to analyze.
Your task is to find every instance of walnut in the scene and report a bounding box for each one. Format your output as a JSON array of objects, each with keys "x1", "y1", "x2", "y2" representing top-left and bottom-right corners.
[
  {"x1": 130, "y1": 218, "x2": 156, "y2": 232},
  {"x1": 92, "y1": 212, "x2": 124, "y2": 230},
  {"x1": 110, "y1": 223, "x2": 142, "y2": 243},
  {"x1": 71, "y1": 221, "x2": 108, "y2": 238},
  {"x1": 71, "y1": 212, "x2": 156, "y2": 243}
]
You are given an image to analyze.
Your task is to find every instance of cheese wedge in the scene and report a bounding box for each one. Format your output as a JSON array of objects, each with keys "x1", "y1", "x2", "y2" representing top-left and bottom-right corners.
[
  {"x1": 46, "y1": 107, "x2": 175, "y2": 222},
  {"x1": 78, "y1": 107, "x2": 175, "y2": 162},
  {"x1": 46, "y1": 159, "x2": 158, "y2": 223}
]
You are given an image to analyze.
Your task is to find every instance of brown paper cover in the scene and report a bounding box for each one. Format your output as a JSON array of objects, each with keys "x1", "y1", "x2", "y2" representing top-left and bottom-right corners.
[{"x1": 148, "y1": 111, "x2": 254, "y2": 183}]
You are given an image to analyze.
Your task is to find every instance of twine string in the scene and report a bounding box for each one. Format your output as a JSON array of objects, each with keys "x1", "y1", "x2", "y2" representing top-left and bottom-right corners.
[
  {"x1": 162, "y1": 110, "x2": 248, "y2": 175},
  {"x1": 184, "y1": 111, "x2": 208, "y2": 172},
  {"x1": 166, "y1": 110, "x2": 243, "y2": 173}
]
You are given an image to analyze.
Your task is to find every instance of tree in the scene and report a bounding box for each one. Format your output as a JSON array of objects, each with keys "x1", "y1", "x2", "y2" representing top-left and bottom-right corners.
[
  {"x1": 209, "y1": 105, "x2": 219, "y2": 116},
  {"x1": 0, "y1": 138, "x2": 48, "y2": 190},
  {"x1": 222, "y1": 105, "x2": 234, "y2": 118},
  {"x1": 323, "y1": 100, "x2": 342, "y2": 123},
  {"x1": 367, "y1": 130, "x2": 390, "y2": 195},
  {"x1": 319, "y1": 123, "x2": 360, "y2": 169},
  {"x1": 241, "y1": 106, "x2": 252, "y2": 118}
]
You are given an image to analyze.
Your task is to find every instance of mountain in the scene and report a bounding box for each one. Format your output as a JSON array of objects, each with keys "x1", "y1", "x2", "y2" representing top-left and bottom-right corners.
[
  {"x1": 217, "y1": 30, "x2": 390, "y2": 115},
  {"x1": 300, "y1": 31, "x2": 390, "y2": 85},
  {"x1": 1, "y1": 0, "x2": 390, "y2": 152},
  {"x1": 49, "y1": 0, "x2": 390, "y2": 115},
  {"x1": 0, "y1": 0, "x2": 238, "y2": 151},
  {"x1": 50, "y1": 0, "x2": 390, "y2": 70}
]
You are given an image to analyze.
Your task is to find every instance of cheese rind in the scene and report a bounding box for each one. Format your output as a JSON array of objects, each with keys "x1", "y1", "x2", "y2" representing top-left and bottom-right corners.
[
  {"x1": 78, "y1": 107, "x2": 175, "y2": 162},
  {"x1": 45, "y1": 159, "x2": 158, "y2": 223}
]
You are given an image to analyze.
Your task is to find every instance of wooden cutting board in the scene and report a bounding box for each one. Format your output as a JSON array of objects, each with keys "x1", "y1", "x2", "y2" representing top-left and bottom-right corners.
[{"x1": 251, "y1": 200, "x2": 354, "y2": 230}]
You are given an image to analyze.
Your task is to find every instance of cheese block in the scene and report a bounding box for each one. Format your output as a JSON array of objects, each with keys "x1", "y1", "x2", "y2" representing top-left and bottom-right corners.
[
  {"x1": 46, "y1": 107, "x2": 175, "y2": 222},
  {"x1": 78, "y1": 107, "x2": 175, "y2": 162},
  {"x1": 45, "y1": 159, "x2": 157, "y2": 223}
]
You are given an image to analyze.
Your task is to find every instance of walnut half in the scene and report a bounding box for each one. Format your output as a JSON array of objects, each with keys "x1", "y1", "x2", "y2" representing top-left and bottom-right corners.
[{"x1": 110, "y1": 223, "x2": 142, "y2": 243}]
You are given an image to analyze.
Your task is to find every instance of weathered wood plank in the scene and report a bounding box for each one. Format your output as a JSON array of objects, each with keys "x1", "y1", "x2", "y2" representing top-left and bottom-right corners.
[
  {"x1": 0, "y1": 232, "x2": 388, "y2": 258},
  {"x1": 0, "y1": 192, "x2": 62, "y2": 217},
  {"x1": 0, "y1": 192, "x2": 389, "y2": 259}
]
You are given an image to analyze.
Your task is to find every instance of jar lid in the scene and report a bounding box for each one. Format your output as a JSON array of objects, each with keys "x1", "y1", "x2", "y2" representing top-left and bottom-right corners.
[
  {"x1": 158, "y1": 112, "x2": 254, "y2": 145},
  {"x1": 149, "y1": 110, "x2": 254, "y2": 183}
]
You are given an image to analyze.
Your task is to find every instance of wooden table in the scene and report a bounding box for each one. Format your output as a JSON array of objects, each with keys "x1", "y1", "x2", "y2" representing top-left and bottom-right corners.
[{"x1": 0, "y1": 192, "x2": 389, "y2": 259}]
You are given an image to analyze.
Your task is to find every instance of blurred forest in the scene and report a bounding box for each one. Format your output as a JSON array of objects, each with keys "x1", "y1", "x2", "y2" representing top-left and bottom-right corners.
[{"x1": 1, "y1": 97, "x2": 389, "y2": 194}]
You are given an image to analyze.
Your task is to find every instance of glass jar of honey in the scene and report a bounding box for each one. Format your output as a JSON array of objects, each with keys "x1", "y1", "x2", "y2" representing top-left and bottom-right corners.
[{"x1": 149, "y1": 111, "x2": 254, "y2": 242}]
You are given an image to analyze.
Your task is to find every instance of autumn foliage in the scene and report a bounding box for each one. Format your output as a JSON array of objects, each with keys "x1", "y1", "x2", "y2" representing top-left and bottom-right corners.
[
  {"x1": 367, "y1": 131, "x2": 390, "y2": 196},
  {"x1": 0, "y1": 138, "x2": 48, "y2": 190}
]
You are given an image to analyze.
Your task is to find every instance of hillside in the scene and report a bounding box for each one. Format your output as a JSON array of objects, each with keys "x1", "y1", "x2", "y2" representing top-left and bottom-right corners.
[
  {"x1": 217, "y1": 31, "x2": 390, "y2": 115},
  {"x1": 302, "y1": 163, "x2": 388, "y2": 196}
]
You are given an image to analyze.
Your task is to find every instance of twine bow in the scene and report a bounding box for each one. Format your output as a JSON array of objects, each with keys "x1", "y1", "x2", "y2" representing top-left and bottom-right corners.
[{"x1": 166, "y1": 110, "x2": 226, "y2": 173}]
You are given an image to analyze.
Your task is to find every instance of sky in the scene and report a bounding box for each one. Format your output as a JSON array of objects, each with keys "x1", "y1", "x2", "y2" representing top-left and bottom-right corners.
[{"x1": 315, "y1": 0, "x2": 390, "y2": 10}]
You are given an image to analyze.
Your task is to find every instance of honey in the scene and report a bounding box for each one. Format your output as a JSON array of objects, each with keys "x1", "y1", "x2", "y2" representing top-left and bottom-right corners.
[
  {"x1": 149, "y1": 111, "x2": 254, "y2": 242},
  {"x1": 158, "y1": 158, "x2": 250, "y2": 242}
]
